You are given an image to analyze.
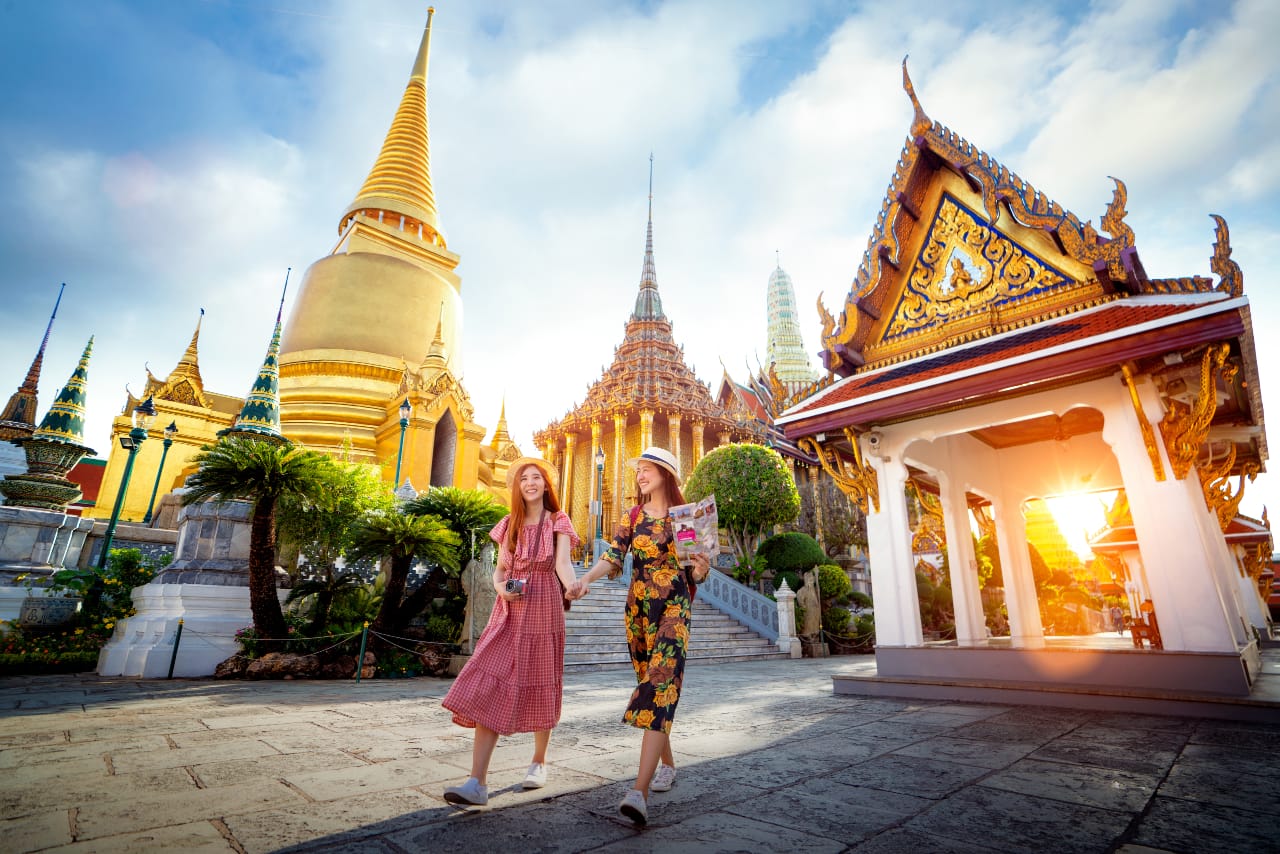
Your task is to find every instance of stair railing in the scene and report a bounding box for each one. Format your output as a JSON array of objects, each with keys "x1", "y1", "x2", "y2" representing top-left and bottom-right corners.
[{"x1": 696, "y1": 568, "x2": 779, "y2": 643}]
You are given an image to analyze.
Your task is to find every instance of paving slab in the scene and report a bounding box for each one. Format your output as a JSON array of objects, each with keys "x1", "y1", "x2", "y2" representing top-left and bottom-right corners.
[{"x1": 2, "y1": 655, "x2": 1279, "y2": 852}]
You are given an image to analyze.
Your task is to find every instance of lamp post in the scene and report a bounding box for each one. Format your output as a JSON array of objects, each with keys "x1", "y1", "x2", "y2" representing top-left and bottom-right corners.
[
  {"x1": 142, "y1": 421, "x2": 178, "y2": 524},
  {"x1": 96, "y1": 396, "x2": 158, "y2": 571},
  {"x1": 394, "y1": 398, "x2": 411, "y2": 486},
  {"x1": 594, "y1": 446, "x2": 606, "y2": 541}
]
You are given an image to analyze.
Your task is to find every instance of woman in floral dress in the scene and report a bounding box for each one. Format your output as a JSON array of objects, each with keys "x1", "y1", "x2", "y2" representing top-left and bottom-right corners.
[
  {"x1": 573, "y1": 446, "x2": 710, "y2": 826},
  {"x1": 440, "y1": 457, "x2": 580, "y2": 807}
]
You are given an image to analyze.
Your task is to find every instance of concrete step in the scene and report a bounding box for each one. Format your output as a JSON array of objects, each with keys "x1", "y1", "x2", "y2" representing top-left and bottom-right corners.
[{"x1": 562, "y1": 577, "x2": 785, "y2": 668}]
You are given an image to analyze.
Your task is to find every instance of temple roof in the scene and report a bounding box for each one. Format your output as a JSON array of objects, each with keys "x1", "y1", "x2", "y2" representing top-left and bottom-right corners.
[
  {"x1": 534, "y1": 187, "x2": 754, "y2": 441},
  {"x1": 815, "y1": 61, "x2": 1243, "y2": 378},
  {"x1": 340, "y1": 7, "x2": 443, "y2": 246}
]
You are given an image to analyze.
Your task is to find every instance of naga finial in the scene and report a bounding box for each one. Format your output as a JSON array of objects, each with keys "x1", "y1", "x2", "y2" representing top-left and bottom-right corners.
[
  {"x1": 902, "y1": 56, "x2": 930, "y2": 137},
  {"x1": 1210, "y1": 214, "x2": 1243, "y2": 298}
]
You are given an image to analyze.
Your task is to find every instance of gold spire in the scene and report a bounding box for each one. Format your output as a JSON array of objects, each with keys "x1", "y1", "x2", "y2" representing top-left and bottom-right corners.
[
  {"x1": 341, "y1": 7, "x2": 443, "y2": 245},
  {"x1": 168, "y1": 308, "x2": 204, "y2": 383},
  {"x1": 424, "y1": 307, "x2": 448, "y2": 367},
  {"x1": 490, "y1": 396, "x2": 511, "y2": 447}
]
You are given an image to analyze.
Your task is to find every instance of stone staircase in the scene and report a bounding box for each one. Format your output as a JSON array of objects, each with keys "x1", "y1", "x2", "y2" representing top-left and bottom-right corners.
[{"x1": 564, "y1": 578, "x2": 788, "y2": 670}]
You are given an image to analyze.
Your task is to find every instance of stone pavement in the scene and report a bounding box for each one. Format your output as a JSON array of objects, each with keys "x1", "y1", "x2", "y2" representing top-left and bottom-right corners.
[{"x1": 2, "y1": 657, "x2": 1278, "y2": 853}]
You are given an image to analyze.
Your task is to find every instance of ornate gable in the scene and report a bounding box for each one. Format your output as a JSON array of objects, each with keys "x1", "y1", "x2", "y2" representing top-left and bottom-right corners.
[{"x1": 817, "y1": 61, "x2": 1239, "y2": 376}]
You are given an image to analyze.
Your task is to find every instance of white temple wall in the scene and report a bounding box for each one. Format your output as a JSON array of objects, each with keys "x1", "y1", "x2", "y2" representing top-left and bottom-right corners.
[{"x1": 862, "y1": 448, "x2": 923, "y2": 647}]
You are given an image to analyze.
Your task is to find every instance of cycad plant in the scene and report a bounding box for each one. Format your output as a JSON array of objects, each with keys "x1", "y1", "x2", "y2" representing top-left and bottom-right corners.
[
  {"x1": 182, "y1": 436, "x2": 332, "y2": 648},
  {"x1": 346, "y1": 511, "x2": 461, "y2": 639}
]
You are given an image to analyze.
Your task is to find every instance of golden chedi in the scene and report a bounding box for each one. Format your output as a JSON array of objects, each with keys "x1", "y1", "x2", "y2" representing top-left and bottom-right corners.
[{"x1": 278, "y1": 8, "x2": 486, "y2": 491}]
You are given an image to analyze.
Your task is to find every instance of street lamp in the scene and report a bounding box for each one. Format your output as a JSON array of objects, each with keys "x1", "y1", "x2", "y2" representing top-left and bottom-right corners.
[
  {"x1": 594, "y1": 446, "x2": 606, "y2": 541},
  {"x1": 394, "y1": 398, "x2": 411, "y2": 485},
  {"x1": 97, "y1": 396, "x2": 158, "y2": 570},
  {"x1": 142, "y1": 421, "x2": 179, "y2": 524}
]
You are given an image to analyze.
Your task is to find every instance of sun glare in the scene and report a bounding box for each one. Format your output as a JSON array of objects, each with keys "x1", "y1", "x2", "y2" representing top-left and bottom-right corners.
[{"x1": 1045, "y1": 491, "x2": 1115, "y2": 561}]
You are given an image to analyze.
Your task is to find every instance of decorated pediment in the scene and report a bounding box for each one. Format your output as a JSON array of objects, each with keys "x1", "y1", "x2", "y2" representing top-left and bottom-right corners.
[{"x1": 816, "y1": 61, "x2": 1239, "y2": 376}]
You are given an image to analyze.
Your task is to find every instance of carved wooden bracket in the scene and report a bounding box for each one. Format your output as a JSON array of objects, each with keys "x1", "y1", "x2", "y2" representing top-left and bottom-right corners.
[
  {"x1": 1121, "y1": 363, "x2": 1166, "y2": 483},
  {"x1": 1158, "y1": 343, "x2": 1236, "y2": 481},
  {"x1": 797, "y1": 428, "x2": 880, "y2": 514}
]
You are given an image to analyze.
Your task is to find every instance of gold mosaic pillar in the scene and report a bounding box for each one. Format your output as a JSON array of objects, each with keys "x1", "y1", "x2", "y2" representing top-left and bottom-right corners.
[
  {"x1": 613, "y1": 412, "x2": 627, "y2": 519},
  {"x1": 562, "y1": 433, "x2": 576, "y2": 513},
  {"x1": 640, "y1": 409, "x2": 654, "y2": 449},
  {"x1": 668, "y1": 414, "x2": 682, "y2": 471},
  {"x1": 809, "y1": 465, "x2": 825, "y2": 551},
  {"x1": 692, "y1": 421, "x2": 705, "y2": 467}
]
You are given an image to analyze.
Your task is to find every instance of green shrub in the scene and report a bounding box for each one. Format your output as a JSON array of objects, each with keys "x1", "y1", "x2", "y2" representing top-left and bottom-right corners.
[
  {"x1": 849, "y1": 591, "x2": 873, "y2": 610},
  {"x1": 773, "y1": 570, "x2": 802, "y2": 594},
  {"x1": 685, "y1": 443, "x2": 800, "y2": 563},
  {"x1": 757, "y1": 532, "x2": 825, "y2": 574},
  {"x1": 422, "y1": 614, "x2": 460, "y2": 645},
  {"x1": 823, "y1": 606, "x2": 851, "y2": 635},
  {"x1": 375, "y1": 649, "x2": 422, "y2": 678},
  {"x1": 816, "y1": 564, "x2": 852, "y2": 604}
]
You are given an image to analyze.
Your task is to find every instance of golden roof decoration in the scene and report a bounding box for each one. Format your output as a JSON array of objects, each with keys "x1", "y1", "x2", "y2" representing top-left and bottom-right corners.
[
  {"x1": 341, "y1": 7, "x2": 443, "y2": 246},
  {"x1": 817, "y1": 59, "x2": 1246, "y2": 377}
]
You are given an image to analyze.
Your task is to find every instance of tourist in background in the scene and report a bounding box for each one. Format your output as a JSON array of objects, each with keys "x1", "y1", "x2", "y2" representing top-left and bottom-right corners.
[
  {"x1": 441, "y1": 457, "x2": 579, "y2": 806},
  {"x1": 571, "y1": 446, "x2": 711, "y2": 826}
]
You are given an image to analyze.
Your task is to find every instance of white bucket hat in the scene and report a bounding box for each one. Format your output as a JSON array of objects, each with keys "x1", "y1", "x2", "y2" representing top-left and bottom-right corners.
[{"x1": 628, "y1": 446, "x2": 681, "y2": 485}]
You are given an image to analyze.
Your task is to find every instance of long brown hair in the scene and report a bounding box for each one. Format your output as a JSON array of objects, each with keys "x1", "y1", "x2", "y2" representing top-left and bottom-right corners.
[
  {"x1": 635, "y1": 462, "x2": 685, "y2": 509},
  {"x1": 505, "y1": 462, "x2": 561, "y2": 553}
]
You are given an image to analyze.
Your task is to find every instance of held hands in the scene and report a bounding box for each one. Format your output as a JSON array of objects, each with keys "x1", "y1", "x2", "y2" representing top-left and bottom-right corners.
[{"x1": 568, "y1": 579, "x2": 590, "y2": 600}]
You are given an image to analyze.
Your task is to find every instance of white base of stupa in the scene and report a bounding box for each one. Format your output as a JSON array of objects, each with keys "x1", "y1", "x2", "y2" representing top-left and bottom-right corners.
[{"x1": 97, "y1": 582, "x2": 286, "y2": 678}]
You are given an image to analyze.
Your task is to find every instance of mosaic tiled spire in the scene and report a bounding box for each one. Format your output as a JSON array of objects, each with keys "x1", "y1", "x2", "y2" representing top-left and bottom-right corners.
[
  {"x1": 632, "y1": 154, "x2": 665, "y2": 322},
  {"x1": 31, "y1": 335, "x2": 93, "y2": 447},
  {"x1": 766, "y1": 258, "x2": 817, "y2": 385},
  {"x1": 223, "y1": 275, "x2": 289, "y2": 442},
  {"x1": 0, "y1": 284, "x2": 64, "y2": 439}
]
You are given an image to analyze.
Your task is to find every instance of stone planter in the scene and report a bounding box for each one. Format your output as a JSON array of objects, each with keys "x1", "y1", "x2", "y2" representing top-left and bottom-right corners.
[{"x1": 19, "y1": 596, "x2": 82, "y2": 628}]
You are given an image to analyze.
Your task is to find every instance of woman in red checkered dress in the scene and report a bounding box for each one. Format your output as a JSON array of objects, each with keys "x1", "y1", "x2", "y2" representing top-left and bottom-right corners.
[{"x1": 441, "y1": 457, "x2": 580, "y2": 807}]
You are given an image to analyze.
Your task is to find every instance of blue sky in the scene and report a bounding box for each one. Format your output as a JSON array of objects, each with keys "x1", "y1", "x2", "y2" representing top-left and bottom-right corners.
[{"x1": 1, "y1": 0, "x2": 1278, "y2": 521}]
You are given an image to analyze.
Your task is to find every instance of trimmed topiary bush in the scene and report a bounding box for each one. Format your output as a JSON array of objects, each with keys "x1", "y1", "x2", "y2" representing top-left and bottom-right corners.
[
  {"x1": 757, "y1": 532, "x2": 825, "y2": 574},
  {"x1": 685, "y1": 443, "x2": 800, "y2": 563},
  {"x1": 816, "y1": 564, "x2": 852, "y2": 605}
]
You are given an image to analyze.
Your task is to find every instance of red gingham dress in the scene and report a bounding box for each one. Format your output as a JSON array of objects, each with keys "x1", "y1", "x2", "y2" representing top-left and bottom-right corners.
[{"x1": 442, "y1": 510, "x2": 579, "y2": 735}]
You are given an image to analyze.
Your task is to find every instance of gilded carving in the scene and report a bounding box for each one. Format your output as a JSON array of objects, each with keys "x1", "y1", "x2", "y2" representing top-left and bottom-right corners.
[
  {"x1": 798, "y1": 428, "x2": 879, "y2": 514},
  {"x1": 907, "y1": 480, "x2": 946, "y2": 553},
  {"x1": 887, "y1": 195, "x2": 1071, "y2": 338},
  {"x1": 1210, "y1": 214, "x2": 1243, "y2": 298},
  {"x1": 1158, "y1": 343, "x2": 1235, "y2": 481},
  {"x1": 1197, "y1": 444, "x2": 1259, "y2": 534},
  {"x1": 1121, "y1": 364, "x2": 1166, "y2": 482}
]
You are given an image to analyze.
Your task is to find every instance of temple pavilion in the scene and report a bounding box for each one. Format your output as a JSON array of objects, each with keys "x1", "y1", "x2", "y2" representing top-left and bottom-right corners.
[
  {"x1": 778, "y1": 63, "x2": 1271, "y2": 698},
  {"x1": 533, "y1": 185, "x2": 765, "y2": 542}
]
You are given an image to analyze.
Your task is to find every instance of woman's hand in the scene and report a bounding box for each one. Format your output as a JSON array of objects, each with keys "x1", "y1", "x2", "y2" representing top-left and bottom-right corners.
[
  {"x1": 496, "y1": 579, "x2": 522, "y2": 603},
  {"x1": 690, "y1": 553, "x2": 711, "y2": 583},
  {"x1": 569, "y1": 579, "x2": 589, "y2": 600}
]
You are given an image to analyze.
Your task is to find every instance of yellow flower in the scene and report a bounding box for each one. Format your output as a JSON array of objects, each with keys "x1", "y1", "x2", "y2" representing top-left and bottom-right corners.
[
  {"x1": 635, "y1": 709, "x2": 656, "y2": 728},
  {"x1": 663, "y1": 603, "x2": 681, "y2": 619},
  {"x1": 652, "y1": 566, "x2": 678, "y2": 589},
  {"x1": 654, "y1": 684, "x2": 679, "y2": 707},
  {"x1": 631, "y1": 581, "x2": 647, "y2": 600},
  {"x1": 675, "y1": 623, "x2": 689, "y2": 645},
  {"x1": 74, "y1": 628, "x2": 84, "y2": 635}
]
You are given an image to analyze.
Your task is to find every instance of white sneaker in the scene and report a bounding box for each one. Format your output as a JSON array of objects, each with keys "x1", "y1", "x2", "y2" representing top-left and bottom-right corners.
[
  {"x1": 522, "y1": 762, "x2": 547, "y2": 789},
  {"x1": 619, "y1": 788, "x2": 647, "y2": 825},
  {"x1": 443, "y1": 777, "x2": 488, "y2": 806},
  {"x1": 650, "y1": 763, "x2": 676, "y2": 792}
]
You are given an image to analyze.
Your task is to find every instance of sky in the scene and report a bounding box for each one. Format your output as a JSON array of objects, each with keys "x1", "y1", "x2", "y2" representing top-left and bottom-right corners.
[{"x1": 1, "y1": 0, "x2": 1278, "y2": 523}]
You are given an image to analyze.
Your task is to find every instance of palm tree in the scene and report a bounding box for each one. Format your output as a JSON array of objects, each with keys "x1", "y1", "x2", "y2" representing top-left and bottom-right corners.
[
  {"x1": 285, "y1": 569, "x2": 368, "y2": 634},
  {"x1": 404, "y1": 485, "x2": 506, "y2": 576},
  {"x1": 182, "y1": 437, "x2": 333, "y2": 647},
  {"x1": 346, "y1": 510, "x2": 460, "y2": 639}
]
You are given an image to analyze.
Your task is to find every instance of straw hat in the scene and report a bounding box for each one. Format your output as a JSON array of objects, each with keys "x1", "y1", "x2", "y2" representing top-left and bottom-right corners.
[
  {"x1": 505, "y1": 456, "x2": 557, "y2": 491},
  {"x1": 627, "y1": 446, "x2": 682, "y2": 485}
]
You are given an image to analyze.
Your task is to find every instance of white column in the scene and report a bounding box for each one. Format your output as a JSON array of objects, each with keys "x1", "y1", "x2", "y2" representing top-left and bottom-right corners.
[
  {"x1": 1099, "y1": 381, "x2": 1240, "y2": 652},
  {"x1": 939, "y1": 472, "x2": 984, "y2": 646},
  {"x1": 992, "y1": 493, "x2": 1045, "y2": 649},
  {"x1": 773, "y1": 579, "x2": 802, "y2": 658},
  {"x1": 865, "y1": 454, "x2": 923, "y2": 647}
]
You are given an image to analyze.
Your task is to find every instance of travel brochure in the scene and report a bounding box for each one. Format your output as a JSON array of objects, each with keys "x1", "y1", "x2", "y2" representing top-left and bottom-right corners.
[{"x1": 670, "y1": 494, "x2": 718, "y2": 565}]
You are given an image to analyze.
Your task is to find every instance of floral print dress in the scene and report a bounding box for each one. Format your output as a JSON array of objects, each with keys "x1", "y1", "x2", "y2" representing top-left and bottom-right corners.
[{"x1": 603, "y1": 507, "x2": 697, "y2": 735}]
